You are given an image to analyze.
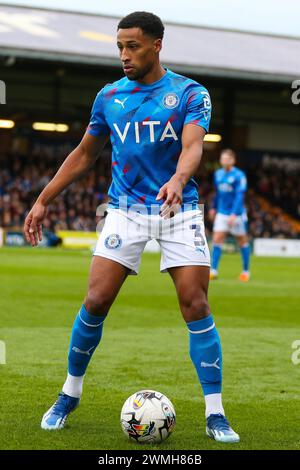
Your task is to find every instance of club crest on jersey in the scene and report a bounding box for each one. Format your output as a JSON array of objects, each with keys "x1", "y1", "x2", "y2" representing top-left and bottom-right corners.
[
  {"x1": 163, "y1": 93, "x2": 179, "y2": 109},
  {"x1": 104, "y1": 234, "x2": 122, "y2": 249}
]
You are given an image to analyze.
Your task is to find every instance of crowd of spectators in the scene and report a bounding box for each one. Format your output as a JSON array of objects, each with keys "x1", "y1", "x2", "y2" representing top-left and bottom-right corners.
[
  {"x1": 0, "y1": 149, "x2": 299, "y2": 239},
  {"x1": 0, "y1": 148, "x2": 111, "y2": 233},
  {"x1": 248, "y1": 154, "x2": 300, "y2": 220}
]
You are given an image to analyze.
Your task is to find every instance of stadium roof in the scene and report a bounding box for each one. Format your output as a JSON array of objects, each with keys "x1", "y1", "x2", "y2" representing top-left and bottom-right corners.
[{"x1": 0, "y1": 4, "x2": 300, "y2": 83}]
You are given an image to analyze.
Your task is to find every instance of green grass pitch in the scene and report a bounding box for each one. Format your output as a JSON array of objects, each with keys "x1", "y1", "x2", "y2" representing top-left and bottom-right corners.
[{"x1": 0, "y1": 247, "x2": 299, "y2": 450}]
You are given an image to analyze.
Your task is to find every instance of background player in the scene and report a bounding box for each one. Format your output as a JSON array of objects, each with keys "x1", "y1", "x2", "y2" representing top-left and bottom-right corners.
[
  {"x1": 24, "y1": 12, "x2": 239, "y2": 443},
  {"x1": 209, "y1": 149, "x2": 250, "y2": 281}
]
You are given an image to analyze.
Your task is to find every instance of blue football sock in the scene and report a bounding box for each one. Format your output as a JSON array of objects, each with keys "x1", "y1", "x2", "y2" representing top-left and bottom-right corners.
[
  {"x1": 187, "y1": 314, "x2": 222, "y2": 396},
  {"x1": 211, "y1": 245, "x2": 223, "y2": 271},
  {"x1": 240, "y1": 244, "x2": 250, "y2": 272},
  {"x1": 67, "y1": 304, "x2": 106, "y2": 377}
]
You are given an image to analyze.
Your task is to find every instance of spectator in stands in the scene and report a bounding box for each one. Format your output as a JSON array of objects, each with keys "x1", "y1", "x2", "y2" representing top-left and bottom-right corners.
[{"x1": 0, "y1": 149, "x2": 299, "y2": 239}]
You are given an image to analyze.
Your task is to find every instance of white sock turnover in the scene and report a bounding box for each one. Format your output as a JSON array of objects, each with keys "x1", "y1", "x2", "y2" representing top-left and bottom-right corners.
[
  {"x1": 205, "y1": 393, "x2": 225, "y2": 418},
  {"x1": 62, "y1": 373, "x2": 84, "y2": 398}
]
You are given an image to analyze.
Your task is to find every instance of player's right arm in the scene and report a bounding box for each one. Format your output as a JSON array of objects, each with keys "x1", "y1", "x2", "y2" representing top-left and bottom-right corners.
[{"x1": 24, "y1": 131, "x2": 108, "y2": 246}]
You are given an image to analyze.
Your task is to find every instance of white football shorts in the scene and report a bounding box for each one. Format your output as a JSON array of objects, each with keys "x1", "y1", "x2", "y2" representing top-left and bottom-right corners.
[
  {"x1": 213, "y1": 212, "x2": 247, "y2": 236},
  {"x1": 94, "y1": 208, "x2": 210, "y2": 275}
]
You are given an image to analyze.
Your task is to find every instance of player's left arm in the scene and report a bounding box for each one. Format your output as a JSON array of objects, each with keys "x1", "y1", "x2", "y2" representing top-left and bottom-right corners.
[
  {"x1": 156, "y1": 125, "x2": 206, "y2": 218},
  {"x1": 156, "y1": 85, "x2": 211, "y2": 218}
]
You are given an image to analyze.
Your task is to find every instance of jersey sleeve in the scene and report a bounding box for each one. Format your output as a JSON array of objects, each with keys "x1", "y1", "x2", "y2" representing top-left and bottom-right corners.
[
  {"x1": 184, "y1": 85, "x2": 212, "y2": 133},
  {"x1": 87, "y1": 89, "x2": 110, "y2": 136},
  {"x1": 231, "y1": 172, "x2": 247, "y2": 215}
]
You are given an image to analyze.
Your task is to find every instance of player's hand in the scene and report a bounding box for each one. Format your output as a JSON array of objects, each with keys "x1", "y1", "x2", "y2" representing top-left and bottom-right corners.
[
  {"x1": 24, "y1": 202, "x2": 48, "y2": 247},
  {"x1": 156, "y1": 175, "x2": 183, "y2": 218},
  {"x1": 228, "y1": 214, "x2": 237, "y2": 227},
  {"x1": 209, "y1": 209, "x2": 216, "y2": 221}
]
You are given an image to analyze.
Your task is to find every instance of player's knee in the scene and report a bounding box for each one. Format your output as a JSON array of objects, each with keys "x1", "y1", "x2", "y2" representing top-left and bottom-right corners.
[
  {"x1": 84, "y1": 290, "x2": 112, "y2": 316},
  {"x1": 237, "y1": 237, "x2": 248, "y2": 247},
  {"x1": 213, "y1": 235, "x2": 224, "y2": 245},
  {"x1": 180, "y1": 295, "x2": 210, "y2": 322}
]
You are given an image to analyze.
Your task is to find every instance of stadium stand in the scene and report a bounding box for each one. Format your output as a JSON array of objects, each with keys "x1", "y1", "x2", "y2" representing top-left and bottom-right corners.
[
  {"x1": 199, "y1": 164, "x2": 300, "y2": 239},
  {"x1": 1, "y1": 148, "x2": 299, "y2": 239},
  {"x1": 0, "y1": 5, "x2": 299, "y2": 244},
  {"x1": 0, "y1": 147, "x2": 111, "y2": 232},
  {"x1": 249, "y1": 156, "x2": 300, "y2": 220}
]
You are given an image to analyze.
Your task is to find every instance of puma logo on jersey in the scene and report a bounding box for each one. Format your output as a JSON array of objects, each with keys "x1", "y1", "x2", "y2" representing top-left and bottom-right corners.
[
  {"x1": 200, "y1": 358, "x2": 220, "y2": 369},
  {"x1": 114, "y1": 98, "x2": 128, "y2": 109},
  {"x1": 113, "y1": 121, "x2": 178, "y2": 144}
]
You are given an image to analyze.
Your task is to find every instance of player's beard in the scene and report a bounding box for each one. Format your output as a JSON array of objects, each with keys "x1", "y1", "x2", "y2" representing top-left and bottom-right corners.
[{"x1": 125, "y1": 62, "x2": 153, "y2": 81}]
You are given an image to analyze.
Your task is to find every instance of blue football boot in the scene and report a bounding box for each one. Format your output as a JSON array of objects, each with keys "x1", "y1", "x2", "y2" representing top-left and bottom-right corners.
[
  {"x1": 206, "y1": 413, "x2": 240, "y2": 443},
  {"x1": 41, "y1": 392, "x2": 80, "y2": 430}
]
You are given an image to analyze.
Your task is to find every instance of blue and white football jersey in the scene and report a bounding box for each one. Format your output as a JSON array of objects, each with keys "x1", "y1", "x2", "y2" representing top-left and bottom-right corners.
[
  {"x1": 213, "y1": 167, "x2": 247, "y2": 216},
  {"x1": 87, "y1": 68, "x2": 211, "y2": 210}
]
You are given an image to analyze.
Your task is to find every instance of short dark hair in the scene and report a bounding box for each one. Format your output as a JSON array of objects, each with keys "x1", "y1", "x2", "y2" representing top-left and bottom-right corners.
[
  {"x1": 221, "y1": 148, "x2": 236, "y2": 160},
  {"x1": 118, "y1": 11, "x2": 164, "y2": 39}
]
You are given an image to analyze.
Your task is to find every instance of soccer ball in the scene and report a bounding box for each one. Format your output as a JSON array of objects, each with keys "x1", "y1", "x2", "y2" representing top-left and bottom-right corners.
[{"x1": 120, "y1": 390, "x2": 176, "y2": 444}]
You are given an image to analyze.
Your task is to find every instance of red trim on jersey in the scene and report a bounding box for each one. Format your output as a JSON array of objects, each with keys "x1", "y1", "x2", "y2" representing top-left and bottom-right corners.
[
  {"x1": 187, "y1": 119, "x2": 200, "y2": 125},
  {"x1": 123, "y1": 164, "x2": 131, "y2": 174},
  {"x1": 168, "y1": 114, "x2": 177, "y2": 123},
  {"x1": 107, "y1": 87, "x2": 117, "y2": 97},
  {"x1": 187, "y1": 92, "x2": 197, "y2": 104},
  {"x1": 131, "y1": 86, "x2": 141, "y2": 94}
]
